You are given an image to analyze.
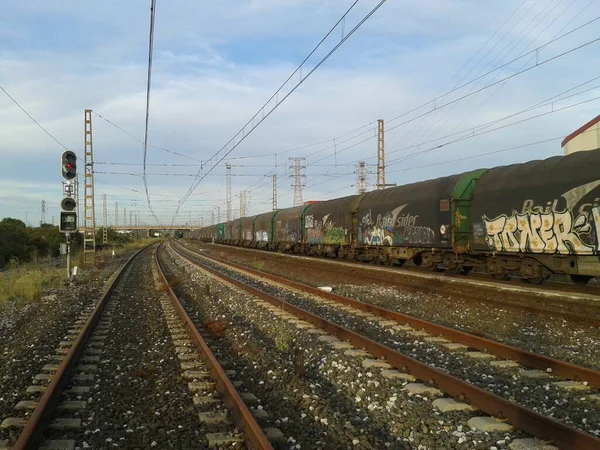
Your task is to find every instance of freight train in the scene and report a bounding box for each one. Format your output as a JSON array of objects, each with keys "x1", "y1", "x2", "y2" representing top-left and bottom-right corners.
[{"x1": 185, "y1": 149, "x2": 600, "y2": 285}]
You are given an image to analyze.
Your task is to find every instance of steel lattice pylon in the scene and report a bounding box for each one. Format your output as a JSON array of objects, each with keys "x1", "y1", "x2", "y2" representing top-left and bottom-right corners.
[
  {"x1": 83, "y1": 109, "x2": 96, "y2": 264},
  {"x1": 289, "y1": 157, "x2": 306, "y2": 207}
]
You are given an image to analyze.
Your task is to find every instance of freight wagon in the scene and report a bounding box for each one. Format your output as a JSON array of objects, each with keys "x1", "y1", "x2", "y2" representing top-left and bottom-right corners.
[{"x1": 187, "y1": 149, "x2": 600, "y2": 284}]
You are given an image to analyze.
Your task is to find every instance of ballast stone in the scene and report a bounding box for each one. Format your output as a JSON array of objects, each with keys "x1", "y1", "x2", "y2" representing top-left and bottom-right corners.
[{"x1": 264, "y1": 428, "x2": 286, "y2": 443}]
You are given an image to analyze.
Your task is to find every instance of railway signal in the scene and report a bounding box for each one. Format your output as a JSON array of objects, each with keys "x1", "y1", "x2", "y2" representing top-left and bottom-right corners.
[
  {"x1": 60, "y1": 150, "x2": 78, "y2": 281},
  {"x1": 61, "y1": 150, "x2": 77, "y2": 180}
]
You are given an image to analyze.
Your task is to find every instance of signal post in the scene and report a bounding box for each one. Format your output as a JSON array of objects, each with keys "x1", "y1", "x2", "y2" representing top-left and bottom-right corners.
[{"x1": 60, "y1": 151, "x2": 78, "y2": 280}]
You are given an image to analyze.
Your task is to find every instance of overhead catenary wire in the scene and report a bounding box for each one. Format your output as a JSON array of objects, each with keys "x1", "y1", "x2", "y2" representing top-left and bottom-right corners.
[
  {"x1": 141, "y1": 0, "x2": 161, "y2": 226},
  {"x1": 174, "y1": 0, "x2": 389, "y2": 223}
]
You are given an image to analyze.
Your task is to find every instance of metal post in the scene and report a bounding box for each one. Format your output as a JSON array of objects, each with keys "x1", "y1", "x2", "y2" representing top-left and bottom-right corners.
[{"x1": 66, "y1": 232, "x2": 71, "y2": 281}]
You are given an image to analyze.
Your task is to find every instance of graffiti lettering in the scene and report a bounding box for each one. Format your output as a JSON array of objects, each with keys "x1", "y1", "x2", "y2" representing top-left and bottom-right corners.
[
  {"x1": 360, "y1": 205, "x2": 435, "y2": 246},
  {"x1": 402, "y1": 226, "x2": 435, "y2": 244},
  {"x1": 484, "y1": 208, "x2": 600, "y2": 254}
]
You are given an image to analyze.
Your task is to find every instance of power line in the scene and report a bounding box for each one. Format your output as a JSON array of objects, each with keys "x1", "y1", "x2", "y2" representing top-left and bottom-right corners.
[
  {"x1": 142, "y1": 0, "x2": 159, "y2": 226},
  {"x1": 92, "y1": 110, "x2": 204, "y2": 162},
  {"x1": 175, "y1": 0, "x2": 388, "y2": 220},
  {"x1": 0, "y1": 85, "x2": 69, "y2": 151}
]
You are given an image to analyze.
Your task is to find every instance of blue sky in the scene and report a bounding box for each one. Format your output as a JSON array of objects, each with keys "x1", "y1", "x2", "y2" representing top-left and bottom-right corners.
[{"x1": 1, "y1": 0, "x2": 600, "y2": 226}]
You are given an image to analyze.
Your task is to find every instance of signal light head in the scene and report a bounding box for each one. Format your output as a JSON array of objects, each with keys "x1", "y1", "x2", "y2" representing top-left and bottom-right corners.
[
  {"x1": 61, "y1": 197, "x2": 76, "y2": 211},
  {"x1": 61, "y1": 151, "x2": 77, "y2": 180}
]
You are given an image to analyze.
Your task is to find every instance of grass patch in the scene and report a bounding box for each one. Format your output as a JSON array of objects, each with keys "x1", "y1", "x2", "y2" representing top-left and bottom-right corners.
[
  {"x1": 274, "y1": 322, "x2": 296, "y2": 352},
  {"x1": 0, "y1": 260, "x2": 64, "y2": 304}
]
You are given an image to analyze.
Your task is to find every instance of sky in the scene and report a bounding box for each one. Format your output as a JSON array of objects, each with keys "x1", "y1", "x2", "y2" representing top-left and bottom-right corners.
[{"x1": 1, "y1": 0, "x2": 599, "y2": 228}]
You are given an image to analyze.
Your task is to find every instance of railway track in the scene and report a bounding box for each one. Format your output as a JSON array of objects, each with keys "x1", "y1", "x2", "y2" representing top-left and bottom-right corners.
[
  {"x1": 170, "y1": 240, "x2": 600, "y2": 450},
  {"x1": 0, "y1": 242, "x2": 274, "y2": 449},
  {"x1": 191, "y1": 242, "x2": 600, "y2": 325}
]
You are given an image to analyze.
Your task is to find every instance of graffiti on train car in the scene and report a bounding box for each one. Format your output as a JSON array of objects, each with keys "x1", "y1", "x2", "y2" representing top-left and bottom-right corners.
[
  {"x1": 484, "y1": 179, "x2": 600, "y2": 255},
  {"x1": 305, "y1": 213, "x2": 347, "y2": 245},
  {"x1": 359, "y1": 204, "x2": 436, "y2": 245},
  {"x1": 484, "y1": 207, "x2": 600, "y2": 254},
  {"x1": 255, "y1": 230, "x2": 269, "y2": 242}
]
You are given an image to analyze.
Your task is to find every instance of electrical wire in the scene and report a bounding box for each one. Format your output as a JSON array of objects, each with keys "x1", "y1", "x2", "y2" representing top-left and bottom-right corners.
[
  {"x1": 0, "y1": 85, "x2": 70, "y2": 151},
  {"x1": 142, "y1": 0, "x2": 160, "y2": 226},
  {"x1": 175, "y1": 0, "x2": 389, "y2": 220}
]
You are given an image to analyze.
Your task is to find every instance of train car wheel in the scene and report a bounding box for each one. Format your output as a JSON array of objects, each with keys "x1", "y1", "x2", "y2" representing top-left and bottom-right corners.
[
  {"x1": 491, "y1": 272, "x2": 509, "y2": 280},
  {"x1": 570, "y1": 274, "x2": 592, "y2": 285}
]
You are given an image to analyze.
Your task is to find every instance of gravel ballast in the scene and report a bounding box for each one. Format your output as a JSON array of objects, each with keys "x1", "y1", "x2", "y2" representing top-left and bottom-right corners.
[
  {"x1": 164, "y1": 244, "x2": 548, "y2": 449},
  {"x1": 0, "y1": 250, "x2": 143, "y2": 444},
  {"x1": 173, "y1": 243, "x2": 600, "y2": 440},
  {"x1": 41, "y1": 246, "x2": 212, "y2": 449}
]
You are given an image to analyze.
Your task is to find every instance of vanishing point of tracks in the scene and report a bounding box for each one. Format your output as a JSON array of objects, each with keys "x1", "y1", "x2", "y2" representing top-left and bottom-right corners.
[{"x1": 170, "y1": 240, "x2": 600, "y2": 450}]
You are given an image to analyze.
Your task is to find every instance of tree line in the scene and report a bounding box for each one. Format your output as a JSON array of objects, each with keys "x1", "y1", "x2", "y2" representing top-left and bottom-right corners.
[{"x1": 0, "y1": 217, "x2": 134, "y2": 269}]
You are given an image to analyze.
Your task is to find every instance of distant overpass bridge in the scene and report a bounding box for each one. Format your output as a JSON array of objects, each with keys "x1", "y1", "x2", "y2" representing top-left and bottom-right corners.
[{"x1": 98, "y1": 226, "x2": 201, "y2": 237}]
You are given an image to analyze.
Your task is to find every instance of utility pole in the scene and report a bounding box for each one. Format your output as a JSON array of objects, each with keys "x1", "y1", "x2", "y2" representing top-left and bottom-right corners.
[
  {"x1": 217, "y1": 206, "x2": 221, "y2": 223},
  {"x1": 272, "y1": 174, "x2": 277, "y2": 210},
  {"x1": 83, "y1": 109, "x2": 96, "y2": 264},
  {"x1": 226, "y1": 163, "x2": 232, "y2": 221},
  {"x1": 211, "y1": 210, "x2": 215, "y2": 225},
  {"x1": 289, "y1": 157, "x2": 306, "y2": 207},
  {"x1": 115, "y1": 202, "x2": 119, "y2": 227},
  {"x1": 40, "y1": 200, "x2": 47, "y2": 225},
  {"x1": 102, "y1": 194, "x2": 108, "y2": 244},
  {"x1": 356, "y1": 161, "x2": 368, "y2": 194},
  {"x1": 376, "y1": 119, "x2": 395, "y2": 190}
]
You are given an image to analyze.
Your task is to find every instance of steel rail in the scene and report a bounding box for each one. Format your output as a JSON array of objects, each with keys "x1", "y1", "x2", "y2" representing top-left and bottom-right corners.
[
  {"x1": 155, "y1": 242, "x2": 273, "y2": 450},
  {"x1": 171, "y1": 241, "x2": 600, "y2": 450},
  {"x1": 173, "y1": 241, "x2": 600, "y2": 389},
  {"x1": 12, "y1": 242, "x2": 156, "y2": 450},
  {"x1": 201, "y1": 242, "x2": 600, "y2": 324}
]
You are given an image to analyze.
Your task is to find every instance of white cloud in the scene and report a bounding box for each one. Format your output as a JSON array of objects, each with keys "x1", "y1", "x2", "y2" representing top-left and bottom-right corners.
[{"x1": 1, "y1": 0, "x2": 600, "y2": 225}]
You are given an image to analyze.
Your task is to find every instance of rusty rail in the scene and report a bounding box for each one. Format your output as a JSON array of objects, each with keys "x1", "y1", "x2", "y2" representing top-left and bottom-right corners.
[
  {"x1": 12, "y1": 242, "x2": 156, "y2": 450},
  {"x1": 172, "y1": 241, "x2": 600, "y2": 389},
  {"x1": 171, "y1": 241, "x2": 600, "y2": 450},
  {"x1": 201, "y1": 241, "x2": 600, "y2": 325},
  {"x1": 155, "y1": 242, "x2": 273, "y2": 450}
]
